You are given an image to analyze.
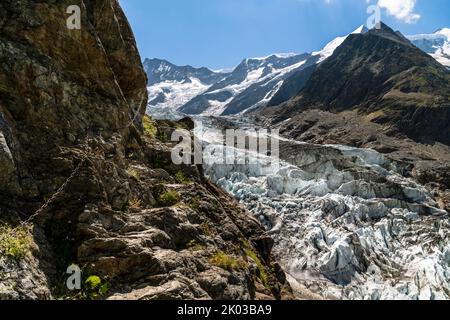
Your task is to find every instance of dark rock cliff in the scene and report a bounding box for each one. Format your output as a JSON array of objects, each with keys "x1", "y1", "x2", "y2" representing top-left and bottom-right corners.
[{"x1": 0, "y1": 1, "x2": 291, "y2": 300}]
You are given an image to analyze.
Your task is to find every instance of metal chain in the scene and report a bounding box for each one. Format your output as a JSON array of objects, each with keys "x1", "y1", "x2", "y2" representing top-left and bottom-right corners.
[
  {"x1": 14, "y1": 89, "x2": 147, "y2": 229},
  {"x1": 21, "y1": 131, "x2": 118, "y2": 228},
  {"x1": 21, "y1": 158, "x2": 86, "y2": 227},
  {"x1": 19, "y1": 114, "x2": 141, "y2": 228}
]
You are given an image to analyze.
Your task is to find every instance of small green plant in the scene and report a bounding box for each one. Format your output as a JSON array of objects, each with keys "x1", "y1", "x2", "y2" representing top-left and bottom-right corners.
[
  {"x1": 127, "y1": 167, "x2": 140, "y2": 180},
  {"x1": 143, "y1": 116, "x2": 157, "y2": 138},
  {"x1": 129, "y1": 197, "x2": 142, "y2": 209},
  {"x1": 245, "y1": 249, "x2": 269, "y2": 288},
  {"x1": 158, "y1": 190, "x2": 180, "y2": 206},
  {"x1": 0, "y1": 225, "x2": 32, "y2": 260},
  {"x1": 174, "y1": 171, "x2": 192, "y2": 184},
  {"x1": 83, "y1": 275, "x2": 110, "y2": 300},
  {"x1": 156, "y1": 130, "x2": 168, "y2": 143},
  {"x1": 188, "y1": 197, "x2": 201, "y2": 210},
  {"x1": 186, "y1": 240, "x2": 206, "y2": 251},
  {"x1": 210, "y1": 251, "x2": 242, "y2": 271}
]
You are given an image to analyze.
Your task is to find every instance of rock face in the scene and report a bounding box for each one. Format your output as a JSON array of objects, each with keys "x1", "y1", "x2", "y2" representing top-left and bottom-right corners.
[{"x1": 0, "y1": 0, "x2": 290, "y2": 300}]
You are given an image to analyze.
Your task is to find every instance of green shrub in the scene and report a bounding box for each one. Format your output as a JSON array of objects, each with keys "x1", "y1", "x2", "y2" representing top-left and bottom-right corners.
[
  {"x1": 174, "y1": 171, "x2": 192, "y2": 184},
  {"x1": 143, "y1": 116, "x2": 157, "y2": 138},
  {"x1": 127, "y1": 167, "x2": 140, "y2": 180},
  {"x1": 245, "y1": 249, "x2": 269, "y2": 288},
  {"x1": 0, "y1": 225, "x2": 32, "y2": 260},
  {"x1": 129, "y1": 197, "x2": 142, "y2": 209},
  {"x1": 158, "y1": 190, "x2": 180, "y2": 206},
  {"x1": 83, "y1": 275, "x2": 109, "y2": 300},
  {"x1": 186, "y1": 240, "x2": 206, "y2": 251},
  {"x1": 188, "y1": 198, "x2": 200, "y2": 210},
  {"x1": 156, "y1": 131, "x2": 168, "y2": 143},
  {"x1": 210, "y1": 251, "x2": 242, "y2": 271}
]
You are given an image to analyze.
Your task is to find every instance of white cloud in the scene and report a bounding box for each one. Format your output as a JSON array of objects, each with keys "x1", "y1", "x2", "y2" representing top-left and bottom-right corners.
[{"x1": 377, "y1": 0, "x2": 420, "y2": 24}]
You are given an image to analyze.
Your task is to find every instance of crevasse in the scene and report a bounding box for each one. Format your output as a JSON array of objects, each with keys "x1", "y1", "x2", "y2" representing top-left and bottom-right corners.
[{"x1": 197, "y1": 118, "x2": 450, "y2": 300}]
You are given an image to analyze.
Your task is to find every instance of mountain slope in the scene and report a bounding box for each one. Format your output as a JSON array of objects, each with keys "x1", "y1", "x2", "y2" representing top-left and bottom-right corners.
[
  {"x1": 267, "y1": 23, "x2": 450, "y2": 145},
  {"x1": 146, "y1": 54, "x2": 312, "y2": 116},
  {"x1": 408, "y1": 28, "x2": 450, "y2": 68},
  {"x1": 268, "y1": 25, "x2": 368, "y2": 107}
]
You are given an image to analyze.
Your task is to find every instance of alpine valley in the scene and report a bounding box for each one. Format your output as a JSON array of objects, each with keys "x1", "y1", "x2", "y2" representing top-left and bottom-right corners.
[
  {"x1": 0, "y1": 0, "x2": 449, "y2": 302},
  {"x1": 148, "y1": 22, "x2": 450, "y2": 300}
]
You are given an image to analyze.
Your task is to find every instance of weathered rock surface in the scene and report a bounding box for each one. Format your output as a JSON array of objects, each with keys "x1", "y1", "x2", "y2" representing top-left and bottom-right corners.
[{"x1": 0, "y1": 0, "x2": 290, "y2": 300}]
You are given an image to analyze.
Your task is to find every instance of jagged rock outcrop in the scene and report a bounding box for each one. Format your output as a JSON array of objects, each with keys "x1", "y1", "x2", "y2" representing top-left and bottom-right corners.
[{"x1": 0, "y1": 0, "x2": 290, "y2": 300}]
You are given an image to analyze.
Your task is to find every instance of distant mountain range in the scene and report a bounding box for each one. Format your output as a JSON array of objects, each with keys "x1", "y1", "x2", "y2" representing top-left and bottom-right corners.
[
  {"x1": 145, "y1": 24, "x2": 450, "y2": 122},
  {"x1": 144, "y1": 26, "x2": 370, "y2": 116},
  {"x1": 144, "y1": 53, "x2": 313, "y2": 115}
]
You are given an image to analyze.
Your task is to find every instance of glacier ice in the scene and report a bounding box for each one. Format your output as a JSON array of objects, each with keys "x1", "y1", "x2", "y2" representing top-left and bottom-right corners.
[{"x1": 200, "y1": 126, "x2": 450, "y2": 300}]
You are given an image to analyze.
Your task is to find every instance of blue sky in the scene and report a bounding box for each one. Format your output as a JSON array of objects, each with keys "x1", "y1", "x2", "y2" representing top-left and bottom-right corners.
[{"x1": 120, "y1": 0, "x2": 450, "y2": 70}]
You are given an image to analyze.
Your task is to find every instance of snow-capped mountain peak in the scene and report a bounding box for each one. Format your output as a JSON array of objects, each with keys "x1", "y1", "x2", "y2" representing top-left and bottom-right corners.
[
  {"x1": 407, "y1": 28, "x2": 450, "y2": 69},
  {"x1": 146, "y1": 53, "x2": 313, "y2": 116},
  {"x1": 435, "y1": 28, "x2": 450, "y2": 38},
  {"x1": 144, "y1": 58, "x2": 229, "y2": 110},
  {"x1": 312, "y1": 25, "x2": 368, "y2": 63},
  {"x1": 352, "y1": 24, "x2": 369, "y2": 34}
]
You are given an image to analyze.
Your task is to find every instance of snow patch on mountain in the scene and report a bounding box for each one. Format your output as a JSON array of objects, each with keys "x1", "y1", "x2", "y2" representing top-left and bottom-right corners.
[
  {"x1": 177, "y1": 54, "x2": 311, "y2": 116},
  {"x1": 313, "y1": 25, "x2": 368, "y2": 63},
  {"x1": 206, "y1": 59, "x2": 307, "y2": 105},
  {"x1": 408, "y1": 28, "x2": 450, "y2": 68},
  {"x1": 147, "y1": 77, "x2": 211, "y2": 110},
  {"x1": 436, "y1": 28, "x2": 450, "y2": 39},
  {"x1": 250, "y1": 52, "x2": 299, "y2": 61},
  {"x1": 210, "y1": 67, "x2": 265, "y2": 96}
]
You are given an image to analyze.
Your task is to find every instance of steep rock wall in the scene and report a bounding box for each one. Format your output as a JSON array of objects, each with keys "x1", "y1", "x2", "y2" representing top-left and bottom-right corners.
[{"x1": 0, "y1": 1, "x2": 290, "y2": 300}]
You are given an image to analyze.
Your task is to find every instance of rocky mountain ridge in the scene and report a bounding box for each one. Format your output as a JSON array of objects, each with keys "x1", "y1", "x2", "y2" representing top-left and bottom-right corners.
[
  {"x1": 146, "y1": 53, "x2": 314, "y2": 116},
  {"x1": 262, "y1": 23, "x2": 450, "y2": 145},
  {"x1": 146, "y1": 24, "x2": 450, "y2": 117}
]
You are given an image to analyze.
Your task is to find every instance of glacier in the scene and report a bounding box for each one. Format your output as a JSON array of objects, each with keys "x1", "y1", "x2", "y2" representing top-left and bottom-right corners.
[
  {"x1": 196, "y1": 119, "x2": 450, "y2": 300},
  {"x1": 147, "y1": 77, "x2": 211, "y2": 110},
  {"x1": 408, "y1": 28, "x2": 450, "y2": 68}
]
